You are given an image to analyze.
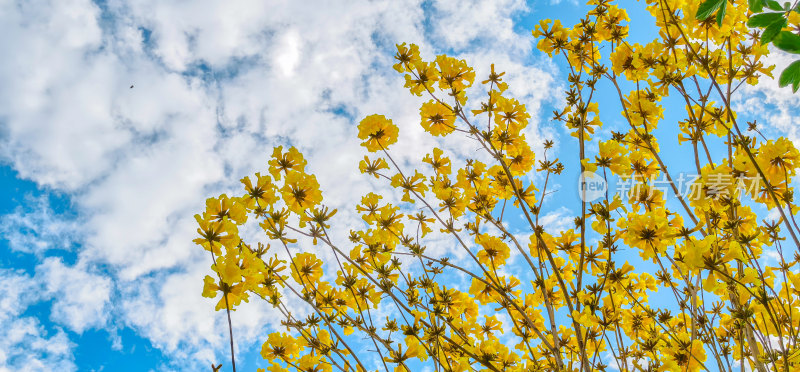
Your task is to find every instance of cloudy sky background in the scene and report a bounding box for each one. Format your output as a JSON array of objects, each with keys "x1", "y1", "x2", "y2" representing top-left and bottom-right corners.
[{"x1": 0, "y1": 0, "x2": 797, "y2": 371}]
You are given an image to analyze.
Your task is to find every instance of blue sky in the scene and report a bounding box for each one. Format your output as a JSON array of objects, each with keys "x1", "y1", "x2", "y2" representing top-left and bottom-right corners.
[{"x1": 1, "y1": 0, "x2": 799, "y2": 371}]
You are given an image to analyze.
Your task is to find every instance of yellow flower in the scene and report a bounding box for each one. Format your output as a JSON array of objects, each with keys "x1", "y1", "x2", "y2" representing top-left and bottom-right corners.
[
  {"x1": 506, "y1": 143, "x2": 535, "y2": 176},
  {"x1": 201, "y1": 275, "x2": 249, "y2": 311},
  {"x1": 623, "y1": 89, "x2": 663, "y2": 129},
  {"x1": 296, "y1": 354, "x2": 331, "y2": 372},
  {"x1": 493, "y1": 96, "x2": 530, "y2": 132},
  {"x1": 469, "y1": 277, "x2": 496, "y2": 305},
  {"x1": 628, "y1": 150, "x2": 659, "y2": 179},
  {"x1": 358, "y1": 114, "x2": 399, "y2": 152},
  {"x1": 476, "y1": 234, "x2": 511, "y2": 267},
  {"x1": 240, "y1": 172, "x2": 278, "y2": 209},
  {"x1": 435, "y1": 54, "x2": 475, "y2": 92},
  {"x1": 621, "y1": 209, "x2": 673, "y2": 261},
  {"x1": 681, "y1": 236, "x2": 712, "y2": 270},
  {"x1": 358, "y1": 156, "x2": 389, "y2": 178},
  {"x1": 261, "y1": 333, "x2": 304, "y2": 360},
  {"x1": 404, "y1": 61, "x2": 439, "y2": 96},
  {"x1": 404, "y1": 336, "x2": 427, "y2": 361},
  {"x1": 201, "y1": 275, "x2": 219, "y2": 299},
  {"x1": 203, "y1": 250, "x2": 251, "y2": 311},
  {"x1": 481, "y1": 63, "x2": 507, "y2": 86},
  {"x1": 356, "y1": 192, "x2": 382, "y2": 221},
  {"x1": 422, "y1": 148, "x2": 452, "y2": 175},
  {"x1": 193, "y1": 214, "x2": 240, "y2": 255},
  {"x1": 281, "y1": 171, "x2": 323, "y2": 214},
  {"x1": 268, "y1": 146, "x2": 307, "y2": 181},
  {"x1": 478, "y1": 315, "x2": 503, "y2": 340},
  {"x1": 290, "y1": 252, "x2": 323, "y2": 284},
  {"x1": 390, "y1": 171, "x2": 428, "y2": 203},
  {"x1": 581, "y1": 158, "x2": 598, "y2": 173},
  {"x1": 204, "y1": 195, "x2": 247, "y2": 224},
  {"x1": 409, "y1": 211, "x2": 435, "y2": 237},
  {"x1": 266, "y1": 363, "x2": 289, "y2": 372},
  {"x1": 419, "y1": 100, "x2": 456, "y2": 136},
  {"x1": 532, "y1": 19, "x2": 569, "y2": 56},
  {"x1": 393, "y1": 42, "x2": 421, "y2": 73},
  {"x1": 756, "y1": 137, "x2": 800, "y2": 184}
]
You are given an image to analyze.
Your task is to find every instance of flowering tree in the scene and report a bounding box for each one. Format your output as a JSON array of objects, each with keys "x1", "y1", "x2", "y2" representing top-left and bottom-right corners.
[{"x1": 194, "y1": 0, "x2": 800, "y2": 371}]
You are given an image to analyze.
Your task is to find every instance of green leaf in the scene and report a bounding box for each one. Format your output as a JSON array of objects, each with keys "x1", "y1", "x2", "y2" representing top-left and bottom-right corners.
[
  {"x1": 766, "y1": 0, "x2": 783, "y2": 10},
  {"x1": 747, "y1": 12, "x2": 784, "y2": 27},
  {"x1": 779, "y1": 60, "x2": 800, "y2": 92},
  {"x1": 761, "y1": 18, "x2": 788, "y2": 43},
  {"x1": 716, "y1": 0, "x2": 727, "y2": 27},
  {"x1": 748, "y1": 0, "x2": 764, "y2": 12},
  {"x1": 774, "y1": 31, "x2": 800, "y2": 53},
  {"x1": 696, "y1": 0, "x2": 725, "y2": 20}
]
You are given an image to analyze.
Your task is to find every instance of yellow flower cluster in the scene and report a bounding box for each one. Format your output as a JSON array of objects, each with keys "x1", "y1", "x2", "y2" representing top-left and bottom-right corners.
[{"x1": 195, "y1": 1, "x2": 800, "y2": 372}]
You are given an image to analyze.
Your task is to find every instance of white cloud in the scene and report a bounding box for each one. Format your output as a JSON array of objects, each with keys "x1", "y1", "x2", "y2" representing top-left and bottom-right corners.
[
  {"x1": 36, "y1": 258, "x2": 113, "y2": 334},
  {"x1": 0, "y1": 196, "x2": 80, "y2": 255},
  {"x1": 736, "y1": 48, "x2": 800, "y2": 142},
  {"x1": 430, "y1": 0, "x2": 529, "y2": 52},
  {"x1": 539, "y1": 206, "x2": 574, "y2": 233},
  {"x1": 275, "y1": 30, "x2": 302, "y2": 77},
  {"x1": 0, "y1": 269, "x2": 76, "y2": 372},
  {"x1": 0, "y1": 0, "x2": 118, "y2": 190}
]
